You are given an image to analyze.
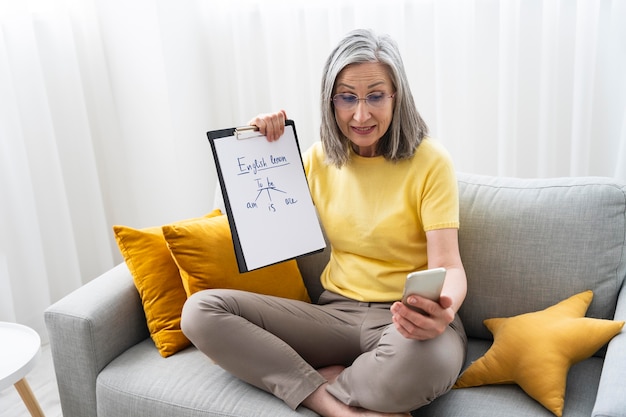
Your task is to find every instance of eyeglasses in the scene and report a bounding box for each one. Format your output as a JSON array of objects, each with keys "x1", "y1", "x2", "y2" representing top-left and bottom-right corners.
[{"x1": 331, "y1": 92, "x2": 395, "y2": 110}]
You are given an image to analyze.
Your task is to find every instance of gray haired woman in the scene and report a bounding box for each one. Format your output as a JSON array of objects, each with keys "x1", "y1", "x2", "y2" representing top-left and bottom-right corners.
[{"x1": 182, "y1": 29, "x2": 467, "y2": 417}]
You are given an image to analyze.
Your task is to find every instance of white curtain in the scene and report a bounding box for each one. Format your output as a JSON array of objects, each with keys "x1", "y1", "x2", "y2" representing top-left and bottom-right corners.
[{"x1": 1, "y1": 0, "x2": 625, "y2": 339}]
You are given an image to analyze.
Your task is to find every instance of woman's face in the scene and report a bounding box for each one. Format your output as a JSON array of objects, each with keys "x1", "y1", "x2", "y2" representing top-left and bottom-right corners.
[{"x1": 333, "y1": 62, "x2": 395, "y2": 157}]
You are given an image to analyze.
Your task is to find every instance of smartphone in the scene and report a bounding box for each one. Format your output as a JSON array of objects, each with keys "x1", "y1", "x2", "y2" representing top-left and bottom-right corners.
[{"x1": 401, "y1": 267, "x2": 446, "y2": 312}]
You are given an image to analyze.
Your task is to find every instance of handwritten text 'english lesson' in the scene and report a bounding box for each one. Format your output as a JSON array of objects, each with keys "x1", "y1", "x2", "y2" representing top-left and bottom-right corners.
[{"x1": 237, "y1": 155, "x2": 289, "y2": 175}]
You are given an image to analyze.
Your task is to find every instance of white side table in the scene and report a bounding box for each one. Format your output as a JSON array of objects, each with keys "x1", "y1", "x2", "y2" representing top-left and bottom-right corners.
[{"x1": 0, "y1": 321, "x2": 45, "y2": 417}]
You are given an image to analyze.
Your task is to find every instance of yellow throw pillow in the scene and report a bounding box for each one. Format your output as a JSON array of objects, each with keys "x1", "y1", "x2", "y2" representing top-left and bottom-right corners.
[
  {"x1": 162, "y1": 214, "x2": 310, "y2": 302},
  {"x1": 453, "y1": 290, "x2": 624, "y2": 416},
  {"x1": 113, "y1": 209, "x2": 221, "y2": 358}
]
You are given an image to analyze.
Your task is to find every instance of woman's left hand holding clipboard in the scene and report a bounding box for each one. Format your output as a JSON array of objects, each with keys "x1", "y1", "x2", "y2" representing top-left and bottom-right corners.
[{"x1": 248, "y1": 110, "x2": 288, "y2": 142}]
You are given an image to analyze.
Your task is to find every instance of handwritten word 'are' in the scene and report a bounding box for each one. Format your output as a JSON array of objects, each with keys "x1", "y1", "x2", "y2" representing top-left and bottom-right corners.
[{"x1": 237, "y1": 155, "x2": 289, "y2": 175}]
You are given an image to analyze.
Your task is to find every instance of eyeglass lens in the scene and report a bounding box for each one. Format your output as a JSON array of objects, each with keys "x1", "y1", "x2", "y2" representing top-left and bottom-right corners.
[{"x1": 332, "y1": 93, "x2": 393, "y2": 109}]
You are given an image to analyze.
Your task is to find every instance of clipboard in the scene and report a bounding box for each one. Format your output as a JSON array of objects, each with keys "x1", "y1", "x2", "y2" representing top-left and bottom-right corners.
[{"x1": 207, "y1": 120, "x2": 326, "y2": 272}]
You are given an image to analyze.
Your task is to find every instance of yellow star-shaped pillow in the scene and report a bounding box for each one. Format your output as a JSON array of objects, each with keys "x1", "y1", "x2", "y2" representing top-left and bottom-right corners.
[{"x1": 453, "y1": 291, "x2": 624, "y2": 417}]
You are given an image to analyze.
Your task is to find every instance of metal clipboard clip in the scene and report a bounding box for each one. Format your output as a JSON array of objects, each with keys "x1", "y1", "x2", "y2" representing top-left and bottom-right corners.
[{"x1": 234, "y1": 125, "x2": 264, "y2": 140}]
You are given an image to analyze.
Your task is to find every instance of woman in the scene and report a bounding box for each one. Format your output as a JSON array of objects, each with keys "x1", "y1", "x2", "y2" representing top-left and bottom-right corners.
[{"x1": 182, "y1": 29, "x2": 467, "y2": 417}]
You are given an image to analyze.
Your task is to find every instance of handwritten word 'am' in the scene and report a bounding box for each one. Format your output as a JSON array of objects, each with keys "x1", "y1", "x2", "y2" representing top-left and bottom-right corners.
[{"x1": 237, "y1": 155, "x2": 289, "y2": 175}]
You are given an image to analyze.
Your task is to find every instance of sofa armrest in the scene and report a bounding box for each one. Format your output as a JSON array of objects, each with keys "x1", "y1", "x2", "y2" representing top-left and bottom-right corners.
[
  {"x1": 44, "y1": 263, "x2": 149, "y2": 417},
  {"x1": 592, "y1": 280, "x2": 626, "y2": 417}
]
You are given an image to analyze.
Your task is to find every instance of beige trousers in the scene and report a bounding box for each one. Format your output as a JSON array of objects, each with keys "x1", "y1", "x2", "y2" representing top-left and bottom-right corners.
[{"x1": 181, "y1": 289, "x2": 467, "y2": 413}]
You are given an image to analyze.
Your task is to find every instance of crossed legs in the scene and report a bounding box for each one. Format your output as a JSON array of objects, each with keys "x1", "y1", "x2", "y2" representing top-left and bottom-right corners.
[{"x1": 181, "y1": 289, "x2": 465, "y2": 416}]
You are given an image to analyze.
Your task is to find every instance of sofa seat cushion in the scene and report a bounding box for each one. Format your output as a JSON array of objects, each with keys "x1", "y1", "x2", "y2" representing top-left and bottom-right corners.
[
  {"x1": 412, "y1": 339, "x2": 603, "y2": 417},
  {"x1": 96, "y1": 338, "x2": 604, "y2": 417},
  {"x1": 96, "y1": 339, "x2": 318, "y2": 417}
]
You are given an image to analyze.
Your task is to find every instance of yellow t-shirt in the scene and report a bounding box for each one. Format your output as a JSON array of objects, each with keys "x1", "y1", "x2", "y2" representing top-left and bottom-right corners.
[{"x1": 303, "y1": 138, "x2": 459, "y2": 302}]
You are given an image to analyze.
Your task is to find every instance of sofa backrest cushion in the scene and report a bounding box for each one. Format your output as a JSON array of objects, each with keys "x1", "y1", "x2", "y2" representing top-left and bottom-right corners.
[{"x1": 456, "y1": 173, "x2": 626, "y2": 341}]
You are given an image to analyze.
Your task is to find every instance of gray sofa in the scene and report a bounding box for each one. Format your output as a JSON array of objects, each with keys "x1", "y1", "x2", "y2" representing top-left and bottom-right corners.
[{"x1": 44, "y1": 172, "x2": 626, "y2": 417}]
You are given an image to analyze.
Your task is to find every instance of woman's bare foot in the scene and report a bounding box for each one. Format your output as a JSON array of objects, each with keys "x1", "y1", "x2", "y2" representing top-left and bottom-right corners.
[
  {"x1": 352, "y1": 408, "x2": 411, "y2": 417},
  {"x1": 317, "y1": 365, "x2": 345, "y2": 384},
  {"x1": 302, "y1": 383, "x2": 410, "y2": 417},
  {"x1": 303, "y1": 366, "x2": 411, "y2": 417}
]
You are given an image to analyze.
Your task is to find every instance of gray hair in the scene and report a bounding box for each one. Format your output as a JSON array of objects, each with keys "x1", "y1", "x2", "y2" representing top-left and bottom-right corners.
[{"x1": 320, "y1": 29, "x2": 428, "y2": 167}]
